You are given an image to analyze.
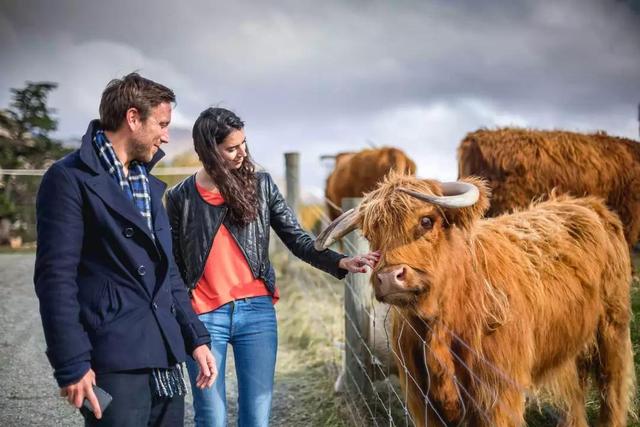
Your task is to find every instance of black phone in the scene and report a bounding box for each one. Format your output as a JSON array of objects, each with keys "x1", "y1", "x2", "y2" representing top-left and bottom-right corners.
[{"x1": 80, "y1": 385, "x2": 112, "y2": 419}]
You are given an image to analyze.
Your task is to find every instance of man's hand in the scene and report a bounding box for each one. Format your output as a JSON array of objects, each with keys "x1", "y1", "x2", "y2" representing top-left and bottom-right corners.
[
  {"x1": 60, "y1": 368, "x2": 101, "y2": 419},
  {"x1": 192, "y1": 345, "x2": 217, "y2": 389},
  {"x1": 338, "y1": 251, "x2": 380, "y2": 273}
]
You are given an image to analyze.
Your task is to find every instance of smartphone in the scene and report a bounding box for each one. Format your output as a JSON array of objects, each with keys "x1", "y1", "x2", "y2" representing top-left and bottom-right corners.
[{"x1": 80, "y1": 385, "x2": 112, "y2": 418}]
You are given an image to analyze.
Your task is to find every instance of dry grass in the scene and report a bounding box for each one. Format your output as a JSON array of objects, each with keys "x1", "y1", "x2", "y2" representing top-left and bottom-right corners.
[
  {"x1": 298, "y1": 204, "x2": 326, "y2": 236},
  {"x1": 270, "y1": 249, "x2": 352, "y2": 426}
]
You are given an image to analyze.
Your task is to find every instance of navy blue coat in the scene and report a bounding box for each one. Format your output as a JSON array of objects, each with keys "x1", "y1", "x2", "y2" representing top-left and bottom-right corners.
[{"x1": 34, "y1": 120, "x2": 210, "y2": 387}]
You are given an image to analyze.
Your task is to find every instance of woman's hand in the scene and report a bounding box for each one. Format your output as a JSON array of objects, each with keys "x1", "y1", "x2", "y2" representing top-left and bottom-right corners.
[{"x1": 338, "y1": 251, "x2": 380, "y2": 273}]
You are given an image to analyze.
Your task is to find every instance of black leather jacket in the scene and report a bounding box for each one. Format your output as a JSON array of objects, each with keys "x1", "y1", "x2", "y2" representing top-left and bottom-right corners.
[{"x1": 165, "y1": 172, "x2": 348, "y2": 295}]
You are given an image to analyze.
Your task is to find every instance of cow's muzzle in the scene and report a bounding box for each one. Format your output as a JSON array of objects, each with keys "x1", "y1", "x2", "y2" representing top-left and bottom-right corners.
[{"x1": 374, "y1": 264, "x2": 422, "y2": 305}]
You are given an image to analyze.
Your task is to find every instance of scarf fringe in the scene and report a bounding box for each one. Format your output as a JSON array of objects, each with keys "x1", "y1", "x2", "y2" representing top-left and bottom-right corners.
[{"x1": 152, "y1": 364, "x2": 188, "y2": 398}]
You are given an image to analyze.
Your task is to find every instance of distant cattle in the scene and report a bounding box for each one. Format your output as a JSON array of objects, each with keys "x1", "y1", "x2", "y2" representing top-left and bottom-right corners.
[
  {"x1": 316, "y1": 173, "x2": 634, "y2": 426},
  {"x1": 325, "y1": 147, "x2": 416, "y2": 220},
  {"x1": 458, "y1": 128, "x2": 640, "y2": 247}
]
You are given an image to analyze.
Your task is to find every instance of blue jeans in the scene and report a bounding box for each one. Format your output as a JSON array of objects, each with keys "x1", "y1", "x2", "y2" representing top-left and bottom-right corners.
[{"x1": 186, "y1": 296, "x2": 278, "y2": 427}]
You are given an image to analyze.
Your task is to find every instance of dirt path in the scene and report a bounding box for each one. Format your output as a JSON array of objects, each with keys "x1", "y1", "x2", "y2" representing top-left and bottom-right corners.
[
  {"x1": 0, "y1": 254, "x2": 80, "y2": 426},
  {"x1": 0, "y1": 254, "x2": 346, "y2": 426}
]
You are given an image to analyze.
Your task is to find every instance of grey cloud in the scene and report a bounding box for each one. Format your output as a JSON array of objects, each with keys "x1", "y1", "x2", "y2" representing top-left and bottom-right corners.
[
  {"x1": 3, "y1": 1, "x2": 638, "y2": 117},
  {"x1": 1, "y1": 0, "x2": 638, "y2": 190}
]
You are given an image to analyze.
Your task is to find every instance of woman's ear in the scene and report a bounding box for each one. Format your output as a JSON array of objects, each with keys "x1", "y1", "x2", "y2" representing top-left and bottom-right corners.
[{"x1": 443, "y1": 176, "x2": 491, "y2": 230}]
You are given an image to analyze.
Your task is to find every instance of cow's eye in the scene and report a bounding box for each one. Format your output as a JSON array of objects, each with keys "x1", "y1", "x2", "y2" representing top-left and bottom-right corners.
[{"x1": 420, "y1": 216, "x2": 433, "y2": 230}]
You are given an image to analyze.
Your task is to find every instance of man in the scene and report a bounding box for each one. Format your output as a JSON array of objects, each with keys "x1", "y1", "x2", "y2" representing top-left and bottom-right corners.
[{"x1": 34, "y1": 73, "x2": 216, "y2": 426}]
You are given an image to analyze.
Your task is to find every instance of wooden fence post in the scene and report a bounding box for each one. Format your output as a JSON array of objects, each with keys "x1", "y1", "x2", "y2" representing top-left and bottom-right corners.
[
  {"x1": 283, "y1": 153, "x2": 300, "y2": 261},
  {"x1": 342, "y1": 197, "x2": 375, "y2": 405},
  {"x1": 284, "y1": 152, "x2": 300, "y2": 213}
]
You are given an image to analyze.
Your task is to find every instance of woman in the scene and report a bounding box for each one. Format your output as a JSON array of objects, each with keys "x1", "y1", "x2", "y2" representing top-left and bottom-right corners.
[{"x1": 165, "y1": 107, "x2": 378, "y2": 427}]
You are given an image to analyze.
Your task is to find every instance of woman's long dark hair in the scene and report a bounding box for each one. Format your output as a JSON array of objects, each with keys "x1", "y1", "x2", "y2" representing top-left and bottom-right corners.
[{"x1": 192, "y1": 107, "x2": 258, "y2": 226}]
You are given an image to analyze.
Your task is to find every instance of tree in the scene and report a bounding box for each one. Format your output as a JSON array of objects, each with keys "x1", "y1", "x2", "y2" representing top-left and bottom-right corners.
[
  {"x1": 0, "y1": 82, "x2": 71, "y2": 243},
  {"x1": 0, "y1": 82, "x2": 69, "y2": 169}
]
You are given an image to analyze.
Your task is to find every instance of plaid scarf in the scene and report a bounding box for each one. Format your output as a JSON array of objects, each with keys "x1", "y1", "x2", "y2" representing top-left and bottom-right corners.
[
  {"x1": 92, "y1": 130, "x2": 187, "y2": 398},
  {"x1": 93, "y1": 130, "x2": 154, "y2": 238}
]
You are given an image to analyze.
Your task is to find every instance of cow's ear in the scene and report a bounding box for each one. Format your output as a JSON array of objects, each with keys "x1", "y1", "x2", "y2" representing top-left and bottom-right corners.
[{"x1": 443, "y1": 177, "x2": 491, "y2": 230}]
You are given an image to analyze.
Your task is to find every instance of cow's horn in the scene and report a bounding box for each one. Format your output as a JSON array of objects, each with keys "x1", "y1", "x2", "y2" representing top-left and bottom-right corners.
[
  {"x1": 314, "y1": 208, "x2": 362, "y2": 250},
  {"x1": 397, "y1": 181, "x2": 479, "y2": 208}
]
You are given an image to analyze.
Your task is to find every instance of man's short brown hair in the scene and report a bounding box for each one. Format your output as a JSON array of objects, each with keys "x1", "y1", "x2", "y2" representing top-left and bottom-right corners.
[{"x1": 99, "y1": 73, "x2": 176, "y2": 131}]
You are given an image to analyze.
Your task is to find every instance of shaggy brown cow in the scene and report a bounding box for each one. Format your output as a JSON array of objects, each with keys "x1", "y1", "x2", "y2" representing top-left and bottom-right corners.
[
  {"x1": 458, "y1": 128, "x2": 640, "y2": 247},
  {"x1": 325, "y1": 147, "x2": 416, "y2": 220},
  {"x1": 316, "y1": 174, "x2": 634, "y2": 426}
]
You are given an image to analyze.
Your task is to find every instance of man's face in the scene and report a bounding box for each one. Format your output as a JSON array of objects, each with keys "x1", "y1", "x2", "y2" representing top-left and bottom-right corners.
[
  {"x1": 129, "y1": 102, "x2": 171, "y2": 163},
  {"x1": 219, "y1": 128, "x2": 247, "y2": 170}
]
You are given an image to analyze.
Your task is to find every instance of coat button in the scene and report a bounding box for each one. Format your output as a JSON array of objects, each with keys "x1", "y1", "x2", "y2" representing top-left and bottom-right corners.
[
  {"x1": 123, "y1": 227, "x2": 134, "y2": 238},
  {"x1": 152, "y1": 302, "x2": 158, "y2": 310},
  {"x1": 137, "y1": 265, "x2": 146, "y2": 276},
  {"x1": 170, "y1": 304, "x2": 176, "y2": 315}
]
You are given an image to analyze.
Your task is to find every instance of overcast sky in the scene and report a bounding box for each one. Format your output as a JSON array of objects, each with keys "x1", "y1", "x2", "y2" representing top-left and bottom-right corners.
[{"x1": 1, "y1": 0, "x2": 639, "y2": 199}]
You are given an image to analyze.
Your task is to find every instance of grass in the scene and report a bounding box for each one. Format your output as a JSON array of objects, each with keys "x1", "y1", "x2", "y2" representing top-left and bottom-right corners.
[
  {"x1": 272, "y1": 248, "x2": 409, "y2": 426},
  {"x1": 270, "y1": 250, "x2": 353, "y2": 426}
]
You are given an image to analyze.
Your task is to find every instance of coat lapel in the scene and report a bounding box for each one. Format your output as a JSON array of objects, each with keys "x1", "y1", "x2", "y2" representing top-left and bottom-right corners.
[
  {"x1": 85, "y1": 174, "x2": 157, "y2": 243},
  {"x1": 79, "y1": 120, "x2": 168, "y2": 247}
]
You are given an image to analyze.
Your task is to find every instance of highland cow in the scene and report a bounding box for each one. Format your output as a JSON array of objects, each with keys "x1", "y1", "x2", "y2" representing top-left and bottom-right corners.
[
  {"x1": 316, "y1": 174, "x2": 634, "y2": 427},
  {"x1": 458, "y1": 128, "x2": 640, "y2": 248},
  {"x1": 325, "y1": 147, "x2": 416, "y2": 220}
]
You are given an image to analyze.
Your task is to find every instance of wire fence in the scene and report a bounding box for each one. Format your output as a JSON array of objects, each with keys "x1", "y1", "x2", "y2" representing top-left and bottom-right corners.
[{"x1": 305, "y1": 198, "x2": 415, "y2": 426}]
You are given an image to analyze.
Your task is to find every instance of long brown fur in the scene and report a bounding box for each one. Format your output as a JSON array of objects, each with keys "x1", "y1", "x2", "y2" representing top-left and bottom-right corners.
[
  {"x1": 359, "y1": 173, "x2": 634, "y2": 426},
  {"x1": 325, "y1": 147, "x2": 416, "y2": 220},
  {"x1": 457, "y1": 128, "x2": 640, "y2": 248}
]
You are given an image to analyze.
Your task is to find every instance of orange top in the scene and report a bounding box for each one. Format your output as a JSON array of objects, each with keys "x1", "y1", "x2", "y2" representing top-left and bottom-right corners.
[{"x1": 190, "y1": 182, "x2": 279, "y2": 314}]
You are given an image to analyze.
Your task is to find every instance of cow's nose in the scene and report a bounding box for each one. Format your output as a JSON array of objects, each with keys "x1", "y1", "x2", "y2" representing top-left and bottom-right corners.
[{"x1": 377, "y1": 266, "x2": 406, "y2": 287}]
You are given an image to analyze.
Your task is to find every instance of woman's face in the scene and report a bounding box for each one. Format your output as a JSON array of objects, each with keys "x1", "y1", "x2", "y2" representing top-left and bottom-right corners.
[{"x1": 219, "y1": 128, "x2": 247, "y2": 170}]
